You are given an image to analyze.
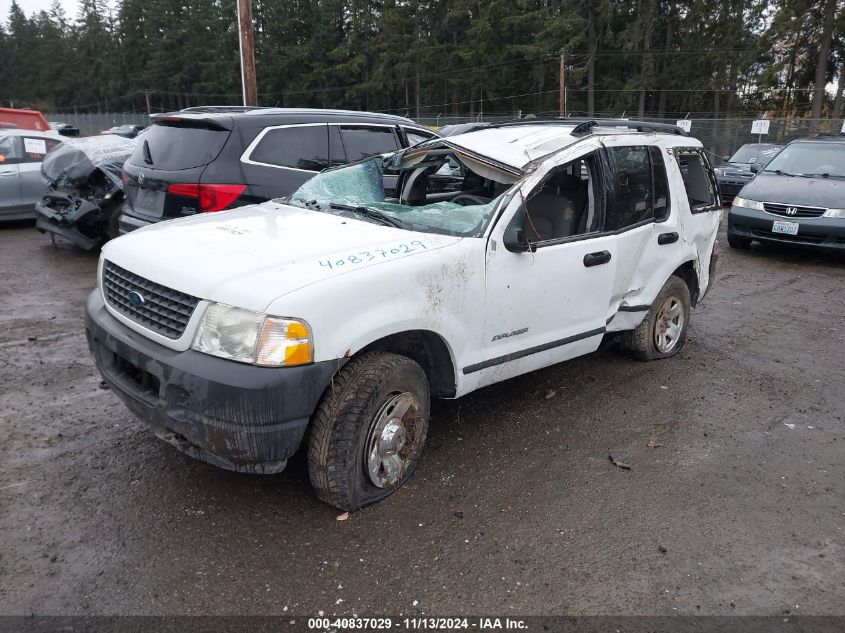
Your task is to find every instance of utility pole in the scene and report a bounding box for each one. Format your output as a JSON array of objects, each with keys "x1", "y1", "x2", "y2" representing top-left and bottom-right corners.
[
  {"x1": 145, "y1": 91, "x2": 152, "y2": 116},
  {"x1": 237, "y1": 0, "x2": 258, "y2": 106},
  {"x1": 559, "y1": 50, "x2": 566, "y2": 118}
]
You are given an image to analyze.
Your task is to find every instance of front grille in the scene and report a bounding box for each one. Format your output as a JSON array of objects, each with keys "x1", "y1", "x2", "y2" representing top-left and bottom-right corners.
[
  {"x1": 103, "y1": 261, "x2": 200, "y2": 339},
  {"x1": 763, "y1": 202, "x2": 826, "y2": 218}
]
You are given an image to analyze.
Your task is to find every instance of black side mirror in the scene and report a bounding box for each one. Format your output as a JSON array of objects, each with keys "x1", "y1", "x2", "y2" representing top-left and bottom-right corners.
[
  {"x1": 750, "y1": 163, "x2": 761, "y2": 174},
  {"x1": 503, "y1": 202, "x2": 534, "y2": 252}
]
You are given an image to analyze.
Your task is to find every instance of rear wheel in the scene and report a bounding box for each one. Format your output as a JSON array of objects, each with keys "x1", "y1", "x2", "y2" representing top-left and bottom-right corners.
[
  {"x1": 623, "y1": 275, "x2": 691, "y2": 361},
  {"x1": 308, "y1": 352, "x2": 430, "y2": 510},
  {"x1": 727, "y1": 232, "x2": 752, "y2": 250}
]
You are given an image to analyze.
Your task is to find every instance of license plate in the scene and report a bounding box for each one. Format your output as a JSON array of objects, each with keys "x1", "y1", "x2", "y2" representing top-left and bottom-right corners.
[
  {"x1": 134, "y1": 188, "x2": 164, "y2": 216},
  {"x1": 772, "y1": 220, "x2": 799, "y2": 236}
]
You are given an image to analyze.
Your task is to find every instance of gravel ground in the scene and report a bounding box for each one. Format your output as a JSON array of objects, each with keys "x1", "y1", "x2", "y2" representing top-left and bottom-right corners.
[{"x1": 0, "y1": 219, "x2": 843, "y2": 616}]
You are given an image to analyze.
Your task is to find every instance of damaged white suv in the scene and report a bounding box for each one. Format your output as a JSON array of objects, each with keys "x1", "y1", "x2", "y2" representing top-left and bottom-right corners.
[{"x1": 85, "y1": 119, "x2": 721, "y2": 510}]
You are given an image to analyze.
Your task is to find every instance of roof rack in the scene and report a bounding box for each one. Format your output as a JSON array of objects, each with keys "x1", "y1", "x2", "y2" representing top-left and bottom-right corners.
[
  {"x1": 178, "y1": 106, "x2": 269, "y2": 114},
  {"x1": 483, "y1": 117, "x2": 687, "y2": 136}
]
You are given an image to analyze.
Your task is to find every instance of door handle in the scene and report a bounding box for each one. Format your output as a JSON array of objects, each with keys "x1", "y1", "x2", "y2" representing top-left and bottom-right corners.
[
  {"x1": 658, "y1": 232, "x2": 679, "y2": 245},
  {"x1": 583, "y1": 250, "x2": 612, "y2": 267},
  {"x1": 0, "y1": 171, "x2": 16, "y2": 178}
]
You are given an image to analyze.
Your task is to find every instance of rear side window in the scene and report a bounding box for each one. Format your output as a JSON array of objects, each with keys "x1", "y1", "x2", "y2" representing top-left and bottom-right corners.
[
  {"x1": 605, "y1": 146, "x2": 654, "y2": 231},
  {"x1": 403, "y1": 127, "x2": 436, "y2": 146},
  {"x1": 250, "y1": 125, "x2": 329, "y2": 171},
  {"x1": 339, "y1": 126, "x2": 400, "y2": 162},
  {"x1": 130, "y1": 123, "x2": 229, "y2": 170},
  {"x1": 22, "y1": 136, "x2": 62, "y2": 162},
  {"x1": 677, "y1": 150, "x2": 717, "y2": 210}
]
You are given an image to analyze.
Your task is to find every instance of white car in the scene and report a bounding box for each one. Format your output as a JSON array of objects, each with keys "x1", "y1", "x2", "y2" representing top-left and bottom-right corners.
[
  {"x1": 0, "y1": 129, "x2": 62, "y2": 221},
  {"x1": 85, "y1": 119, "x2": 721, "y2": 510}
]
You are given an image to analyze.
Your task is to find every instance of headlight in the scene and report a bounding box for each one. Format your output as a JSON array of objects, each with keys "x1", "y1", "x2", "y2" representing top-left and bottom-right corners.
[
  {"x1": 732, "y1": 196, "x2": 764, "y2": 210},
  {"x1": 191, "y1": 303, "x2": 313, "y2": 367},
  {"x1": 822, "y1": 208, "x2": 845, "y2": 219}
]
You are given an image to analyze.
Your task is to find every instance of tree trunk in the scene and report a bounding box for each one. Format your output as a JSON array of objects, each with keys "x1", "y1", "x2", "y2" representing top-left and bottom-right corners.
[
  {"x1": 415, "y1": 63, "x2": 421, "y2": 120},
  {"x1": 656, "y1": 1, "x2": 674, "y2": 117},
  {"x1": 831, "y1": 60, "x2": 845, "y2": 120},
  {"x1": 587, "y1": 4, "x2": 596, "y2": 117},
  {"x1": 810, "y1": 0, "x2": 836, "y2": 127}
]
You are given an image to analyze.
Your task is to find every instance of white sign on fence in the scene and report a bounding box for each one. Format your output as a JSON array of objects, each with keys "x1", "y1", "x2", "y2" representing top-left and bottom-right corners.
[
  {"x1": 676, "y1": 120, "x2": 692, "y2": 132},
  {"x1": 751, "y1": 120, "x2": 770, "y2": 135},
  {"x1": 841, "y1": 120, "x2": 845, "y2": 134}
]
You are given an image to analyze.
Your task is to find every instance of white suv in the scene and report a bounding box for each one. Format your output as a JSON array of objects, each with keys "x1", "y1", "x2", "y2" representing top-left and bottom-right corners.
[{"x1": 85, "y1": 119, "x2": 721, "y2": 510}]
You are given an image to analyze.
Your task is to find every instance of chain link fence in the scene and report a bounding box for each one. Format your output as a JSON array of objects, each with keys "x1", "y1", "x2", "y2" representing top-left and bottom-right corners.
[{"x1": 45, "y1": 112, "x2": 151, "y2": 136}]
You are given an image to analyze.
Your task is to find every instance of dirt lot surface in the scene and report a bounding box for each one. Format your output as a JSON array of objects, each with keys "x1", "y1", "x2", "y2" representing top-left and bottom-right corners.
[{"x1": 1, "y1": 220, "x2": 843, "y2": 616}]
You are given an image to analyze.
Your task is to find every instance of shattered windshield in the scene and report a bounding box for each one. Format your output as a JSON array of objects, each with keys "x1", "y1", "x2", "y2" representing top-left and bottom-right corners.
[{"x1": 288, "y1": 155, "x2": 512, "y2": 237}]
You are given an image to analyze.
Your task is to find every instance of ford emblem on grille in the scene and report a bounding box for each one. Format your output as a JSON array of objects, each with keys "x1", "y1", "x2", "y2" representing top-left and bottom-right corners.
[{"x1": 127, "y1": 291, "x2": 146, "y2": 306}]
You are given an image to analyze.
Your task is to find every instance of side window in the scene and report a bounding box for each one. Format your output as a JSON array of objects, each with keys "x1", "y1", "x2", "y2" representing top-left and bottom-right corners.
[
  {"x1": 403, "y1": 127, "x2": 436, "y2": 146},
  {"x1": 0, "y1": 136, "x2": 23, "y2": 164},
  {"x1": 605, "y1": 146, "x2": 654, "y2": 231},
  {"x1": 249, "y1": 125, "x2": 329, "y2": 171},
  {"x1": 339, "y1": 126, "x2": 400, "y2": 162},
  {"x1": 677, "y1": 150, "x2": 717, "y2": 211},
  {"x1": 650, "y1": 146, "x2": 670, "y2": 221},
  {"x1": 329, "y1": 125, "x2": 346, "y2": 166},
  {"x1": 22, "y1": 136, "x2": 60, "y2": 163},
  {"x1": 521, "y1": 152, "x2": 601, "y2": 243}
]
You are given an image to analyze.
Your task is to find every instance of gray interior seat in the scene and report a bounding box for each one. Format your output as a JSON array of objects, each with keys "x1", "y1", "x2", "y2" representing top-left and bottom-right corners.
[{"x1": 523, "y1": 173, "x2": 588, "y2": 241}]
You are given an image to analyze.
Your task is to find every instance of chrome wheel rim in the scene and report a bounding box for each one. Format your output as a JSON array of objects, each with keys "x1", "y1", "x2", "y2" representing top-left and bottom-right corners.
[
  {"x1": 654, "y1": 296, "x2": 684, "y2": 353},
  {"x1": 365, "y1": 392, "x2": 421, "y2": 488}
]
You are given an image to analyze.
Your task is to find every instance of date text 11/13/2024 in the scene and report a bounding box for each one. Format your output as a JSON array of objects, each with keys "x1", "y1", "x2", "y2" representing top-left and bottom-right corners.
[{"x1": 307, "y1": 617, "x2": 528, "y2": 630}]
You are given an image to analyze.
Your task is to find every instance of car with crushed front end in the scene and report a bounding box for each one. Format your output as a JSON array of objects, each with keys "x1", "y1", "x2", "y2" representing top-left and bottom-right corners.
[
  {"x1": 714, "y1": 143, "x2": 782, "y2": 204},
  {"x1": 85, "y1": 118, "x2": 721, "y2": 510},
  {"x1": 727, "y1": 135, "x2": 845, "y2": 251}
]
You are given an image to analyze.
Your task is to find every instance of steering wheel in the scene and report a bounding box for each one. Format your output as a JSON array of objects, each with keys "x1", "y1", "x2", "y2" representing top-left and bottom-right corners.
[{"x1": 450, "y1": 194, "x2": 488, "y2": 206}]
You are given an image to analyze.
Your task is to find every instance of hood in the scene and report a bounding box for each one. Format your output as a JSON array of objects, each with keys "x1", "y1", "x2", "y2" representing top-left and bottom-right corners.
[
  {"x1": 102, "y1": 201, "x2": 461, "y2": 312},
  {"x1": 739, "y1": 171, "x2": 845, "y2": 208}
]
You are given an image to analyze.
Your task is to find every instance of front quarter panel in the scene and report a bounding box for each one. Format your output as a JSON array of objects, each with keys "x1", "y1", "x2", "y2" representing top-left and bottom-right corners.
[{"x1": 264, "y1": 238, "x2": 486, "y2": 396}]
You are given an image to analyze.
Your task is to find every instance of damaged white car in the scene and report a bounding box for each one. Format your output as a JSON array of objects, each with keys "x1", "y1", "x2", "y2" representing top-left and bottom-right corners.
[{"x1": 85, "y1": 119, "x2": 721, "y2": 510}]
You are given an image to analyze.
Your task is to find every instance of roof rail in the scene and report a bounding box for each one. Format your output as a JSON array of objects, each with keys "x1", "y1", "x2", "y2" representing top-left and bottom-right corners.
[
  {"x1": 483, "y1": 117, "x2": 687, "y2": 136},
  {"x1": 178, "y1": 106, "x2": 269, "y2": 114}
]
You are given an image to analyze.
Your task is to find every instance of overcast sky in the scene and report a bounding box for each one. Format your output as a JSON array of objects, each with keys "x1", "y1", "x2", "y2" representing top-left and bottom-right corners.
[{"x1": 2, "y1": 0, "x2": 81, "y2": 21}]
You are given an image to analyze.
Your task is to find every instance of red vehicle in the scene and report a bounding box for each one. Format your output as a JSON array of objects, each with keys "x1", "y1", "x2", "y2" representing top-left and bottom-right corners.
[{"x1": 0, "y1": 108, "x2": 52, "y2": 133}]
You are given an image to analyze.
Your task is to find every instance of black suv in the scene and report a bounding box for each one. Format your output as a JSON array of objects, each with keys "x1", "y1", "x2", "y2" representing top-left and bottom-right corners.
[
  {"x1": 727, "y1": 135, "x2": 845, "y2": 252},
  {"x1": 119, "y1": 108, "x2": 437, "y2": 233},
  {"x1": 715, "y1": 143, "x2": 782, "y2": 204}
]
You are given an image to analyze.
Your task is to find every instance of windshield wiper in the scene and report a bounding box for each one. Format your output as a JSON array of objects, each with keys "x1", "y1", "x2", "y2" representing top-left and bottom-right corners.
[
  {"x1": 329, "y1": 203, "x2": 407, "y2": 229},
  {"x1": 142, "y1": 139, "x2": 153, "y2": 165},
  {"x1": 801, "y1": 173, "x2": 845, "y2": 180}
]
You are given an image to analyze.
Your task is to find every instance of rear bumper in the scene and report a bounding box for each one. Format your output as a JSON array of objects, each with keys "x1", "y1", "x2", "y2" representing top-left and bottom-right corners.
[
  {"x1": 85, "y1": 290, "x2": 343, "y2": 473},
  {"x1": 118, "y1": 212, "x2": 157, "y2": 234},
  {"x1": 728, "y1": 206, "x2": 845, "y2": 252}
]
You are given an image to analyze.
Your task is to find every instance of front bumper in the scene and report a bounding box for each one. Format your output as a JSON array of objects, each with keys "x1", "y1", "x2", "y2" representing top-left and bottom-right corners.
[
  {"x1": 728, "y1": 206, "x2": 845, "y2": 252},
  {"x1": 35, "y1": 194, "x2": 103, "y2": 250},
  {"x1": 85, "y1": 290, "x2": 343, "y2": 473},
  {"x1": 716, "y1": 179, "x2": 750, "y2": 203}
]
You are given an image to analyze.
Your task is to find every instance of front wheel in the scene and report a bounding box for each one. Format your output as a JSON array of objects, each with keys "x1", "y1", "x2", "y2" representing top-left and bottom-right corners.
[
  {"x1": 622, "y1": 275, "x2": 691, "y2": 361},
  {"x1": 308, "y1": 352, "x2": 430, "y2": 510}
]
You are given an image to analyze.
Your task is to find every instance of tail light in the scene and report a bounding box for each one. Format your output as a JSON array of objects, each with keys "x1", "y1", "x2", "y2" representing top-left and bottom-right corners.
[{"x1": 167, "y1": 183, "x2": 247, "y2": 212}]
